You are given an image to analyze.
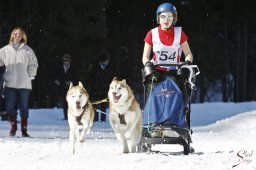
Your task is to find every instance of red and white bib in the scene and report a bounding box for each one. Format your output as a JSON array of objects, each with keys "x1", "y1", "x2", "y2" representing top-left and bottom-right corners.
[{"x1": 151, "y1": 27, "x2": 182, "y2": 70}]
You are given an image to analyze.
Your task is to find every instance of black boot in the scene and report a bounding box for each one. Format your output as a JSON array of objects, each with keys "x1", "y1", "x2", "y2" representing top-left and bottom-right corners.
[
  {"x1": 21, "y1": 118, "x2": 30, "y2": 137},
  {"x1": 9, "y1": 116, "x2": 17, "y2": 136}
]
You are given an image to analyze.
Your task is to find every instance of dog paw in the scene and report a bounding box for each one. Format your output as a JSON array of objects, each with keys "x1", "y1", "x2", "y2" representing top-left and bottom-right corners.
[
  {"x1": 123, "y1": 149, "x2": 129, "y2": 154},
  {"x1": 86, "y1": 129, "x2": 91, "y2": 134},
  {"x1": 71, "y1": 147, "x2": 75, "y2": 154},
  {"x1": 130, "y1": 147, "x2": 136, "y2": 153},
  {"x1": 80, "y1": 138, "x2": 85, "y2": 142},
  {"x1": 79, "y1": 137, "x2": 85, "y2": 143}
]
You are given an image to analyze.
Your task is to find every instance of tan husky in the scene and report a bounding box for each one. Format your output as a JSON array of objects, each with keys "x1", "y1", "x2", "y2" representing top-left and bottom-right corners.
[
  {"x1": 108, "y1": 77, "x2": 142, "y2": 153},
  {"x1": 66, "y1": 82, "x2": 94, "y2": 154}
]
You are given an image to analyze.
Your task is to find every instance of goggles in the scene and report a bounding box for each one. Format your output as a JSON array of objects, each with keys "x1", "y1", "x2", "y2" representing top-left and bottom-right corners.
[{"x1": 159, "y1": 15, "x2": 174, "y2": 20}]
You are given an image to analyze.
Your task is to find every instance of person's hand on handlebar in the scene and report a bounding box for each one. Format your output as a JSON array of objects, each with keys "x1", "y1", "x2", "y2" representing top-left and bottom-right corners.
[
  {"x1": 184, "y1": 60, "x2": 192, "y2": 65},
  {"x1": 144, "y1": 61, "x2": 154, "y2": 67}
]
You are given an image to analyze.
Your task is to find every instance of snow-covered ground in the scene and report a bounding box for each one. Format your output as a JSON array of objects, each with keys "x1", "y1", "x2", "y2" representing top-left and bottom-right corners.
[{"x1": 0, "y1": 102, "x2": 256, "y2": 170}]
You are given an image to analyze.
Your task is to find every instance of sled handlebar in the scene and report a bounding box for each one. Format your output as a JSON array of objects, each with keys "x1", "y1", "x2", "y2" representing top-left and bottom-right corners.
[
  {"x1": 143, "y1": 63, "x2": 200, "y2": 89},
  {"x1": 154, "y1": 62, "x2": 186, "y2": 68},
  {"x1": 177, "y1": 65, "x2": 200, "y2": 89},
  {"x1": 154, "y1": 63, "x2": 200, "y2": 89}
]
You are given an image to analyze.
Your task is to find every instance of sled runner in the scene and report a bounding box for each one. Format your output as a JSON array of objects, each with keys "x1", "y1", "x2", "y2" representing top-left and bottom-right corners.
[{"x1": 137, "y1": 63, "x2": 200, "y2": 155}]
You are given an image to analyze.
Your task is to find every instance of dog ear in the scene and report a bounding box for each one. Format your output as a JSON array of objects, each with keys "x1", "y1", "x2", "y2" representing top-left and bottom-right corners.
[
  {"x1": 113, "y1": 77, "x2": 117, "y2": 81},
  {"x1": 69, "y1": 82, "x2": 73, "y2": 89},
  {"x1": 78, "y1": 81, "x2": 83, "y2": 88},
  {"x1": 121, "y1": 79, "x2": 126, "y2": 84}
]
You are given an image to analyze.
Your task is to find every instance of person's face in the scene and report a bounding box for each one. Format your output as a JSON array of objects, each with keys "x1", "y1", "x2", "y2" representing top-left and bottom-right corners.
[
  {"x1": 101, "y1": 59, "x2": 109, "y2": 66},
  {"x1": 159, "y1": 12, "x2": 174, "y2": 30},
  {"x1": 63, "y1": 58, "x2": 70, "y2": 65},
  {"x1": 13, "y1": 29, "x2": 23, "y2": 43}
]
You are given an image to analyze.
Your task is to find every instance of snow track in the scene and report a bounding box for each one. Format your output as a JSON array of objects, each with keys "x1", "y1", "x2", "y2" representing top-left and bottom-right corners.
[{"x1": 0, "y1": 103, "x2": 255, "y2": 170}]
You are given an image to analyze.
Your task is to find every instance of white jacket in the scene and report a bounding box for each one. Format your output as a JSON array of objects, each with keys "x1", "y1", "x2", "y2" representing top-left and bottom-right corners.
[{"x1": 0, "y1": 43, "x2": 38, "y2": 89}]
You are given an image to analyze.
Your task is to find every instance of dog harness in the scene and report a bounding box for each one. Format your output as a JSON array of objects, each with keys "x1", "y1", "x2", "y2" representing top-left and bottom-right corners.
[
  {"x1": 118, "y1": 114, "x2": 127, "y2": 125},
  {"x1": 75, "y1": 102, "x2": 91, "y2": 125}
]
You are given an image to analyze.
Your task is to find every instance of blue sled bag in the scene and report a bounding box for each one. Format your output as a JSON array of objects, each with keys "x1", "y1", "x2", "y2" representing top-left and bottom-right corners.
[{"x1": 143, "y1": 76, "x2": 187, "y2": 128}]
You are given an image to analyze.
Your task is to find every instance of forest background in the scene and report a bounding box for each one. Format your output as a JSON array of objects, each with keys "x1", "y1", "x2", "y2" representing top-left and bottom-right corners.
[{"x1": 0, "y1": 0, "x2": 255, "y2": 107}]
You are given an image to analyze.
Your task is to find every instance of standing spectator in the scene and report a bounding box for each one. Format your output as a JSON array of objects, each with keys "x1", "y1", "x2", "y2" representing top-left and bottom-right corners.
[
  {"x1": 0, "y1": 26, "x2": 38, "y2": 137},
  {"x1": 88, "y1": 52, "x2": 114, "y2": 122},
  {"x1": 53, "y1": 54, "x2": 78, "y2": 120}
]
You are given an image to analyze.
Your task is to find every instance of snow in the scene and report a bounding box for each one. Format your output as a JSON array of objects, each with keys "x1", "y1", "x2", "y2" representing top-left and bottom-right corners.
[{"x1": 0, "y1": 102, "x2": 256, "y2": 170}]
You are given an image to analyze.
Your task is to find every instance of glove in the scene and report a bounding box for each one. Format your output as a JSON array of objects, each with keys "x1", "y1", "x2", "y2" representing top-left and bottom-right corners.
[
  {"x1": 178, "y1": 67, "x2": 190, "y2": 78},
  {"x1": 144, "y1": 61, "x2": 155, "y2": 78},
  {"x1": 185, "y1": 60, "x2": 192, "y2": 65},
  {"x1": 144, "y1": 61, "x2": 154, "y2": 67}
]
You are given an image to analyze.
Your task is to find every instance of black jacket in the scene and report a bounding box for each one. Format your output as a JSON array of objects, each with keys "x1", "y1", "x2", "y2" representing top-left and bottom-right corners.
[
  {"x1": 88, "y1": 63, "x2": 114, "y2": 101},
  {"x1": 53, "y1": 64, "x2": 79, "y2": 95}
]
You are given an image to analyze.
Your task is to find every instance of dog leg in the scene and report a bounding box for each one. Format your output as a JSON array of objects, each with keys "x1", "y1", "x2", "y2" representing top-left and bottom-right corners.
[
  {"x1": 130, "y1": 133, "x2": 139, "y2": 153},
  {"x1": 118, "y1": 130, "x2": 129, "y2": 153},
  {"x1": 122, "y1": 137, "x2": 129, "y2": 153},
  {"x1": 110, "y1": 123, "x2": 123, "y2": 141},
  {"x1": 69, "y1": 128, "x2": 76, "y2": 154},
  {"x1": 80, "y1": 124, "x2": 89, "y2": 142},
  {"x1": 114, "y1": 129, "x2": 129, "y2": 153},
  {"x1": 110, "y1": 120, "x2": 129, "y2": 153},
  {"x1": 130, "y1": 121, "x2": 142, "y2": 153},
  {"x1": 130, "y1": 133, "x2": 137, "y2": 153},
  {"x1": 75, "y1": 127, "x2": 81, "y2": 148}
]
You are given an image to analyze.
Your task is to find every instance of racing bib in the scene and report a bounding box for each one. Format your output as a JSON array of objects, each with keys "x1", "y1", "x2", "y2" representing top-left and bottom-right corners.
[{"x1": 152, "y1": 27, "x2": 182, "y2": 65}]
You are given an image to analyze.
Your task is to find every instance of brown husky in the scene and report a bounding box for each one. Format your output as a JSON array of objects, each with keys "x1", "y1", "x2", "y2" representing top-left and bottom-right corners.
[
  {"x1": 66, "y1": 82, "x2": 95, "y2": 154},
  {"x1": 108, "y1": 77, "x2": 142, "y2": 153}
]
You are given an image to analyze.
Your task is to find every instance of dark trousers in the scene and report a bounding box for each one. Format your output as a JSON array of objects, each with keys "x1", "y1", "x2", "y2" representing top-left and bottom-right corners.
[
  {"x1": 4, "y1": 87, "x2": 31, "y2": 118},
  {"x1": 0, "y1": 96, "x2": 5, "y2": 112},
  {"x1": 63, "y1": 96, "x2": 68, "y2": 119}
]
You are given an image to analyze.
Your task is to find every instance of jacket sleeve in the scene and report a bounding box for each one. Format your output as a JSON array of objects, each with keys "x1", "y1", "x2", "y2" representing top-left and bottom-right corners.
[
  {"x1": 0, "y1": 48, "x2": 5, "y2": 67},
  {"x1": 27, "y1": 48, "x2": 38, "y2": 77}
]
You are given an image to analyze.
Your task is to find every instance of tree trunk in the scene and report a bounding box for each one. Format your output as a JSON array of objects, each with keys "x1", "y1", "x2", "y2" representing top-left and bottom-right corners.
[
  {"x1": 222, "y1": 12, "x2": 228, "y2": 102},
  {"x1": 235, "y1": 23, "x2": 241, "y2": 102},
  {"x1": 242, "y1": 17, "x2": 247, "y2": 101}
]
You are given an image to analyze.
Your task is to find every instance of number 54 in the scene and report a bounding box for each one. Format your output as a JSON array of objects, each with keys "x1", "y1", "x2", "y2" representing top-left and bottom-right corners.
[{"x1": 159, "y1": 51, "x2": 176, "y2": 61}]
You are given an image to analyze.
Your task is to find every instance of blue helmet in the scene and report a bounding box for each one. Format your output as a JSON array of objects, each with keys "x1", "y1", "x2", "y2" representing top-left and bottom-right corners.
[{"x1": 156, "y1": 3, "x2": 177, "y2": 23}]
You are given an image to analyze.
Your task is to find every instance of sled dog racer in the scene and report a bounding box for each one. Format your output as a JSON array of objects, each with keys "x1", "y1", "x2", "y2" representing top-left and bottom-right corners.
[{"x1": 142, "y1": 2, "x2": 193, "y2": 71}]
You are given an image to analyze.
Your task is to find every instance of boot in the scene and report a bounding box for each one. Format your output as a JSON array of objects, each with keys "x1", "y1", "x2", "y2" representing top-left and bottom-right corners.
[
  {"x1": 9, "y1": 116, "x2": 17, "y2": 136},
  {"x1": 21, "y1": 118, "x2": 30, "y2": 137}
]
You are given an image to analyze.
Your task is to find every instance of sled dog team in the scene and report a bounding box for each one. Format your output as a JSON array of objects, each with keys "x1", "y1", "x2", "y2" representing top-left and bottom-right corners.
[{"x1": 66, "y1": 77, "x2": 142, "y2": 154}]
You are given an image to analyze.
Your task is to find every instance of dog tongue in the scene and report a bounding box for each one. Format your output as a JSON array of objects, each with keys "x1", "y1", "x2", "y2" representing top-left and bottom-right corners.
[
  {"x1": 113, "y1": 95, "x2": 121, "y2": 103},
  {"x1": 76, "y1": 103, "x2": 81, "y2": 109}
]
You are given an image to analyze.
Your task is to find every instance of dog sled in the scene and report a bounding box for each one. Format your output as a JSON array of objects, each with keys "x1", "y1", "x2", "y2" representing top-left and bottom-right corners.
[{"x1": 137, "y1": 63, "x2": 200, "y2": 155}]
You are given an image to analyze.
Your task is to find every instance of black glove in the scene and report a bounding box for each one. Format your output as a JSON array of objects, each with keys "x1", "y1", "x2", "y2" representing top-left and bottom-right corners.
[
  {"x1": 144, "y1": 61, "x2": 154, "y2": 67},
  {"x1": 185, "y1": 60, "x2": 192, "y2": 65},
  {"x1": 179, "y1": 67, "x2": 190, "y2": 79},
  {"x1": 144, "y1": 61, "x2": 155, "y2": 78}
]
